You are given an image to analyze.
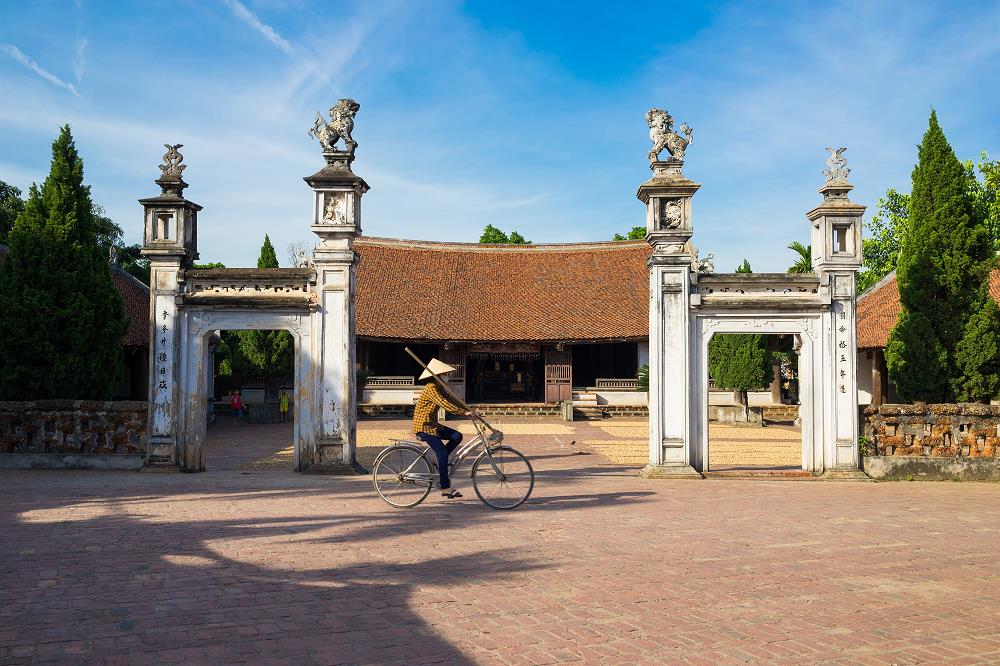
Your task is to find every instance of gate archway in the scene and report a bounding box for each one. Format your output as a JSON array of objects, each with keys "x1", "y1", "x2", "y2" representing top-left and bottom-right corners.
[
  {"x1": 639, "y1": 137, "x2": 866, "y2": 479},
  {"x1": 141, "y1": 140, "x2": 366, "y2": 473}
]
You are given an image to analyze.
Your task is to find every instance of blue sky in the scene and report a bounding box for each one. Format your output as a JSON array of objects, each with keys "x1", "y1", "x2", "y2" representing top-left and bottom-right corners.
[{"x1": 2, "y1": 0, "x2": 999, "y2": 271}]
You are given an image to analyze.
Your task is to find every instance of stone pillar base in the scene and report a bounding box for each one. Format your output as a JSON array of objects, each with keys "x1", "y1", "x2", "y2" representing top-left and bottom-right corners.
[
  {"x1": 816, "y1": 468, "x2": 870, "y2": 482},
  {"x1": 639, "y1": 464, "x2": 703, "y2": 479},
  {"x1": 303, "y1": 461, "x2": 367, "y2": 475}
]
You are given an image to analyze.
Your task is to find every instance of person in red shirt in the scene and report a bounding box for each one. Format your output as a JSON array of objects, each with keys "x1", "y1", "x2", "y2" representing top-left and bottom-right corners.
[{"x1": 229, "y1": 389, "x2": 245, "y2": 428}]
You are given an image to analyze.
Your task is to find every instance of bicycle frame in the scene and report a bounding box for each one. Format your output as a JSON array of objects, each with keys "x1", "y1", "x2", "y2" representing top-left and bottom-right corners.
[{"x1": 390, "y1": 413, "x2": 508, "y2": 484}]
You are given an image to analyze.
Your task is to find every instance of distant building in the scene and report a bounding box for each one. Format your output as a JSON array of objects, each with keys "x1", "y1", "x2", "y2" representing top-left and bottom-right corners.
[{"x1": 354, "y1": 237, "x2": 650, "y2": 404}]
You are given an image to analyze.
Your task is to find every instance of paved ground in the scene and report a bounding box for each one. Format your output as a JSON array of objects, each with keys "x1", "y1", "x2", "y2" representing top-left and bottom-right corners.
[{"x1": 2, "y1": 418, "x2": 1000, "y2": 664}]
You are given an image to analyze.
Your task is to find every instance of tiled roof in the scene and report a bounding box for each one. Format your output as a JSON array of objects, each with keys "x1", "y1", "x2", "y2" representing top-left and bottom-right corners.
[
  {"x1": 354, "y1": 237, "x2": 651, "y2": 342},
  {"x1": 111, "y1": 267, "x2": 149, "y2": 348},
  {"x1": 857, "y1": 267, "x2": 1000, "y2": 350}
]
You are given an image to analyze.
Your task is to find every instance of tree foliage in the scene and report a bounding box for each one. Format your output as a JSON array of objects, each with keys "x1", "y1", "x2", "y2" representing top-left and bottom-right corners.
[
  {"x1": 708, "y1": 261, "x2": 772, "y2": 417},
  {"x1": 0, "y1": 180, "x2": 26, "y2": 243},
  {"x1": 613, "y1": 226, "x2": 646, "y2": 241},
  {"x1": 886, "y1": 111, "x2": 999, "y2": 402},
  {"x1": 479, "y1": 224, "x2": 531, "y2": 244},
  {"x1": 257, "y1": 234, "x2": 278, "y2": 269},
  {"x1": 0, "y1": 126, "x2": 126, "y2": 399},
  {"x1": 786, "y1": 242, "x2": 812, "y2": 273},
  {"x1": 858, "y1": 152, "x2": 1000, "y2": 294},
  {"x1": 218, "y1": 237, "x2": 294, "y2": 381}
]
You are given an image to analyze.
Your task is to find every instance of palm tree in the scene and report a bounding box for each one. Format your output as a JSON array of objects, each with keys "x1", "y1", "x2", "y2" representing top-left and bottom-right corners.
[{"x1": 786, "y1": 241, "x2": 812, "y2": 273}]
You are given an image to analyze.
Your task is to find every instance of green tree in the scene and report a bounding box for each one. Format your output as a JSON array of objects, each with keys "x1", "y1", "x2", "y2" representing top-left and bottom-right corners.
[
  {"x1": 479, "y1": 225, "x2": 531, "y2": 244},
  {"x1": 0, "y1": 180, "x2": 26, "y2": 243},
  {"x1": 858, "y1": 189, "x2": 910, "y2": 293},
  {"x1": 708, "y1": 261, "x2": 771, "y2": 419},
  {"x1": 257, "y1": 234, "x2": 278, "y2": 269},
  {"x1": 219, "y1": 238, "x2": 294, "y2": 382},
  {"x1": 886, "y1": 111, "x2": 997, "y2": 402},
  {"x1": 0, "y1": 126, "x2": 126, "y2": 399},
  {"x1": 613, "y1": 226, "x2": 646, "y2": 241},
  {"x1": 857, "y1": 153, "x2": 1000, "y2": 294},
  {"x1": 114, "y1": 244, "x2": 151, "y2": 285},
  {"x1": 479, "y1": 224, "x2": 508, "y2": 244},
  {"x1": 786, "y1": 241, "x2": 812, "y2": 273}
]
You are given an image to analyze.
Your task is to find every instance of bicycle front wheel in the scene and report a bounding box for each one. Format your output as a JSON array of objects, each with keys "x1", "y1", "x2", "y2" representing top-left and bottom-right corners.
[
  {"x1": 471, "y1": 445, "x2": 534, "y2": 509},
  {"x1": 372, "y1": 445, "x2": 433, "y2": 508}
]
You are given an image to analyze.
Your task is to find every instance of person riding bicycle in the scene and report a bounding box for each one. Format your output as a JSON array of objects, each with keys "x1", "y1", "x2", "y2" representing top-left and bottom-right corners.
[{"x1": 413, "y1": 358, "x2": 473, "y2": 499}]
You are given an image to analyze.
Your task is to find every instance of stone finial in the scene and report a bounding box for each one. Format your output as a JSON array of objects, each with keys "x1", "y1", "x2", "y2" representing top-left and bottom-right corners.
[
  {"x1": 308, "y1": 98, "x2": 360, "y2": 168},
  {"x1": 822, "y1": 147, "x2": 850, "y2": 183},
  {"x1": 154, "y1": 144, "x2": 189, "y2": 197},
  {"x1": 646, "y1": 108, "x2": 693, "y2": 165},
  {"x1": 159, "y1": 144, "x2": 186, "y2": 178}
]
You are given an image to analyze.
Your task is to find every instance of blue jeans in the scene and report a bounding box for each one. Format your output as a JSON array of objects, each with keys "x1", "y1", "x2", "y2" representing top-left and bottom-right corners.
[{"x1": 417, "y1": 426, "x2": 463, "y2": 489}]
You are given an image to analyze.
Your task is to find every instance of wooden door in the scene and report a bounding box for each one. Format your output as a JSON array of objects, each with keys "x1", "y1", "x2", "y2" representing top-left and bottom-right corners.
[{"x1": 544, "y1": 351, "x2": 572, "y2": 403}]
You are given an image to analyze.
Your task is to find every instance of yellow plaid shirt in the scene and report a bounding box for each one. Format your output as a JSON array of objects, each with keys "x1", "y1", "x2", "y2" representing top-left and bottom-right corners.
[{"x1": 413, "y1": 381, "x2": 467, "y2": 436}]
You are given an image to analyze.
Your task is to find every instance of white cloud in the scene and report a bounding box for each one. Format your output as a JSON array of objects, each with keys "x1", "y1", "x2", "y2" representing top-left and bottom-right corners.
[
  {"x1": 222, "y1": 0, "x2": 294, "y2": 55},
  {"x1": 0, "y1": 44, "x2": 80, "y2": 97},
  {"x1": 74, "y1": 39, "x2": 88, "y2": 82}
]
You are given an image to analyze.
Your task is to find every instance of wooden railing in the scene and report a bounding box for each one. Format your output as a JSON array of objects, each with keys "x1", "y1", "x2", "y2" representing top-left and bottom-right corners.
[
  {"x1": 595, "y1": 378, "x2": 640, "y2": 390},
  {"x1": 365, "y1": 376, "x2": 416, "y2": 387}
]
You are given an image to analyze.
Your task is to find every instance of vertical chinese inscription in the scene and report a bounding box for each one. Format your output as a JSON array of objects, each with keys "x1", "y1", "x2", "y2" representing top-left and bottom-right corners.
[
  {"x1": 836, "y1": 307, "x2": 848, "y2": 394},
  {"x1": 151, "y1": 296, "x2": 174, "y2": 436}
]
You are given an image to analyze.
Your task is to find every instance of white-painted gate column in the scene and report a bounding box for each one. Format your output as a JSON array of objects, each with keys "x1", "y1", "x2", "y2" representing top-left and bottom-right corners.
[
  {"x1": 638, "y1": 160, "x2": 703, "y2": 479},
  {"x1": 306, "y1": 151, "x2": 368, "y2": 472}
]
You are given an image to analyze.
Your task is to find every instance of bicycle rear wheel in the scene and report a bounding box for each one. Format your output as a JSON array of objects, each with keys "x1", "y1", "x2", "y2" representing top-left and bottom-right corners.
[
  {"x1": 372, "y1": 445, "x2": 433, "y2": 508},
  {"x1": 471, "y1": 445, "x2": 534, "y2": 509}
]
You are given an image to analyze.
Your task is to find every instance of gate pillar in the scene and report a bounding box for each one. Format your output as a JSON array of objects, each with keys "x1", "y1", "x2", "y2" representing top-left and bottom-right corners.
[
  {"x1": 808, "y1": 150, "x2": 866, "y2": 474},
  {"x1": 140, "y1": 146, "x2": 201, "y2": 469},
  {"x1": 305, "y1": 147, "x2": 368, "y2": 472},
  {"x1": 638, "y1": 159, "x2": 703, "y2": 478}
]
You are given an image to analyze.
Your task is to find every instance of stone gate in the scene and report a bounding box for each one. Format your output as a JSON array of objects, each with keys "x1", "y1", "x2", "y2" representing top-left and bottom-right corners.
[
  {"x1": 141, "y1": 103, "x2": 867, "y2": 478},
  {"x1": 142, "y1": 128, "x2": 366, "y2": 473},
  {"x1": 638, "y1": 114, "x2": 865, "y2": 478}
]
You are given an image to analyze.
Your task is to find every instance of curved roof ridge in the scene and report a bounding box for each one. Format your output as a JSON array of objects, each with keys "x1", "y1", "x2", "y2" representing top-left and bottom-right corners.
[{"x1": 355, "y1": 236, "x2": 649, "y2": 252}]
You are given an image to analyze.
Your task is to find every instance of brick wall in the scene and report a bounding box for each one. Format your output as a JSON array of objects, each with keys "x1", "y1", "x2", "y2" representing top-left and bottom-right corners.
[
  {"x1": 0, "y1": 401, "x2": 147, "y2": 455},
  {"x1": 862, "y1": 403, "x2": 1000, "y2": 458}
]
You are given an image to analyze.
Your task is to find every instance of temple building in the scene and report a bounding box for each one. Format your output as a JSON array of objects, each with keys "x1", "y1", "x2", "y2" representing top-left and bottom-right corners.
[{"x1": 354, "y1": 237, "x2": 651, "y2": 409}]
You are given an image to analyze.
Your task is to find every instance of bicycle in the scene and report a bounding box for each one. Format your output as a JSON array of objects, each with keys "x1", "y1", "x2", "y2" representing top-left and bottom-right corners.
[{"x1": 372, "y1": 412, "x2": 535, "y2": 510}]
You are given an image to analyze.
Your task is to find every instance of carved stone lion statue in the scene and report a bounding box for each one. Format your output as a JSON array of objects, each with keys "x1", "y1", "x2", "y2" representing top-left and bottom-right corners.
[
  {"x1": 308, "y1": 98, "x2": 361, "y2": 156},
  {"x1": 646, "y1": 108, "x2": 693, "y2": 164}
]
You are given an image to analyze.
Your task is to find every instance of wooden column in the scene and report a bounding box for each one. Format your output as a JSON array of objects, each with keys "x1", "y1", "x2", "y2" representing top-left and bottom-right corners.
[{"x1": 871, "y1": 349, "x2": 888, "y2": 406}]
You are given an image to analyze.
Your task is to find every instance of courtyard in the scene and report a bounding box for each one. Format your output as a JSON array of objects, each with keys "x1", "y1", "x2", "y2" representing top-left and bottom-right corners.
[{"x1": 2, "y1": 420, "x2": 999, "y2": 664}]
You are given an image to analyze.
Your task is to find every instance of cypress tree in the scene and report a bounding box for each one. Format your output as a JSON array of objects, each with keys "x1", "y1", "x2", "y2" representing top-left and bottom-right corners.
[
  {"x1": 257, "y1": 234, "x2": 278, "y2": 269},
  {"x1": 886, "y1": 111, "x2": 996, "y2": 401},
  {"x1": 0, "y1": 126, "x2": 126, "y2": 399},
  {"x1": 227, "y1": 236, "x2": 294, "y2": 381}
]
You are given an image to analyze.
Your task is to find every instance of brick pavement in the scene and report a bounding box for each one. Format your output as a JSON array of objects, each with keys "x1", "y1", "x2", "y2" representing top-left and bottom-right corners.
[{"x1": 2, "y1": 417, "x2": 1000, "y2": 664}]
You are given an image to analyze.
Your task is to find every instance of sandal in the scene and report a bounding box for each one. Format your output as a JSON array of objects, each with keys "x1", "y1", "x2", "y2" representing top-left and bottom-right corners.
[{"x1": 441, "y1": 489, "x2": 463, "y2": 499}]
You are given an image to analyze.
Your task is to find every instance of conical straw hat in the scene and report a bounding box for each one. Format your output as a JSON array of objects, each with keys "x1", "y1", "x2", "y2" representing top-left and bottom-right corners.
[{"x1": 419, "y1": 358, "x2": 457, "y2": 380}]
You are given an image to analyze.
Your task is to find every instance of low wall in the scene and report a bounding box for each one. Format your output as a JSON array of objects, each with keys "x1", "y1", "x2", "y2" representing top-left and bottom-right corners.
[
  {"x1": 862, "y1": 403, "x2": 1000, "y2": 480},
  {"x1": 0, "y1": 401, "x2": 147, "y2": 469}
]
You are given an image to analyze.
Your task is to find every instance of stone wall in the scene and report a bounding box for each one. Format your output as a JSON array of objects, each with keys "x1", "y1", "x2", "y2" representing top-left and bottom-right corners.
[
  {"x1": 0, "y1": 401, "x2": 148, "y2": 455},
  {"x1": 862, "y1": 403, "x2": 1000, "y2": 458}
]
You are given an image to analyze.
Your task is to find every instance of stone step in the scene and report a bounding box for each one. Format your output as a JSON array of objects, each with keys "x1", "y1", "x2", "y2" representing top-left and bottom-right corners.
[
  {"x1": 573, "y1": 406, "x2": 608, "y2": 420},
  {"x1": 703, "y1": 468, "x2": 814, "y2": 479}
]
